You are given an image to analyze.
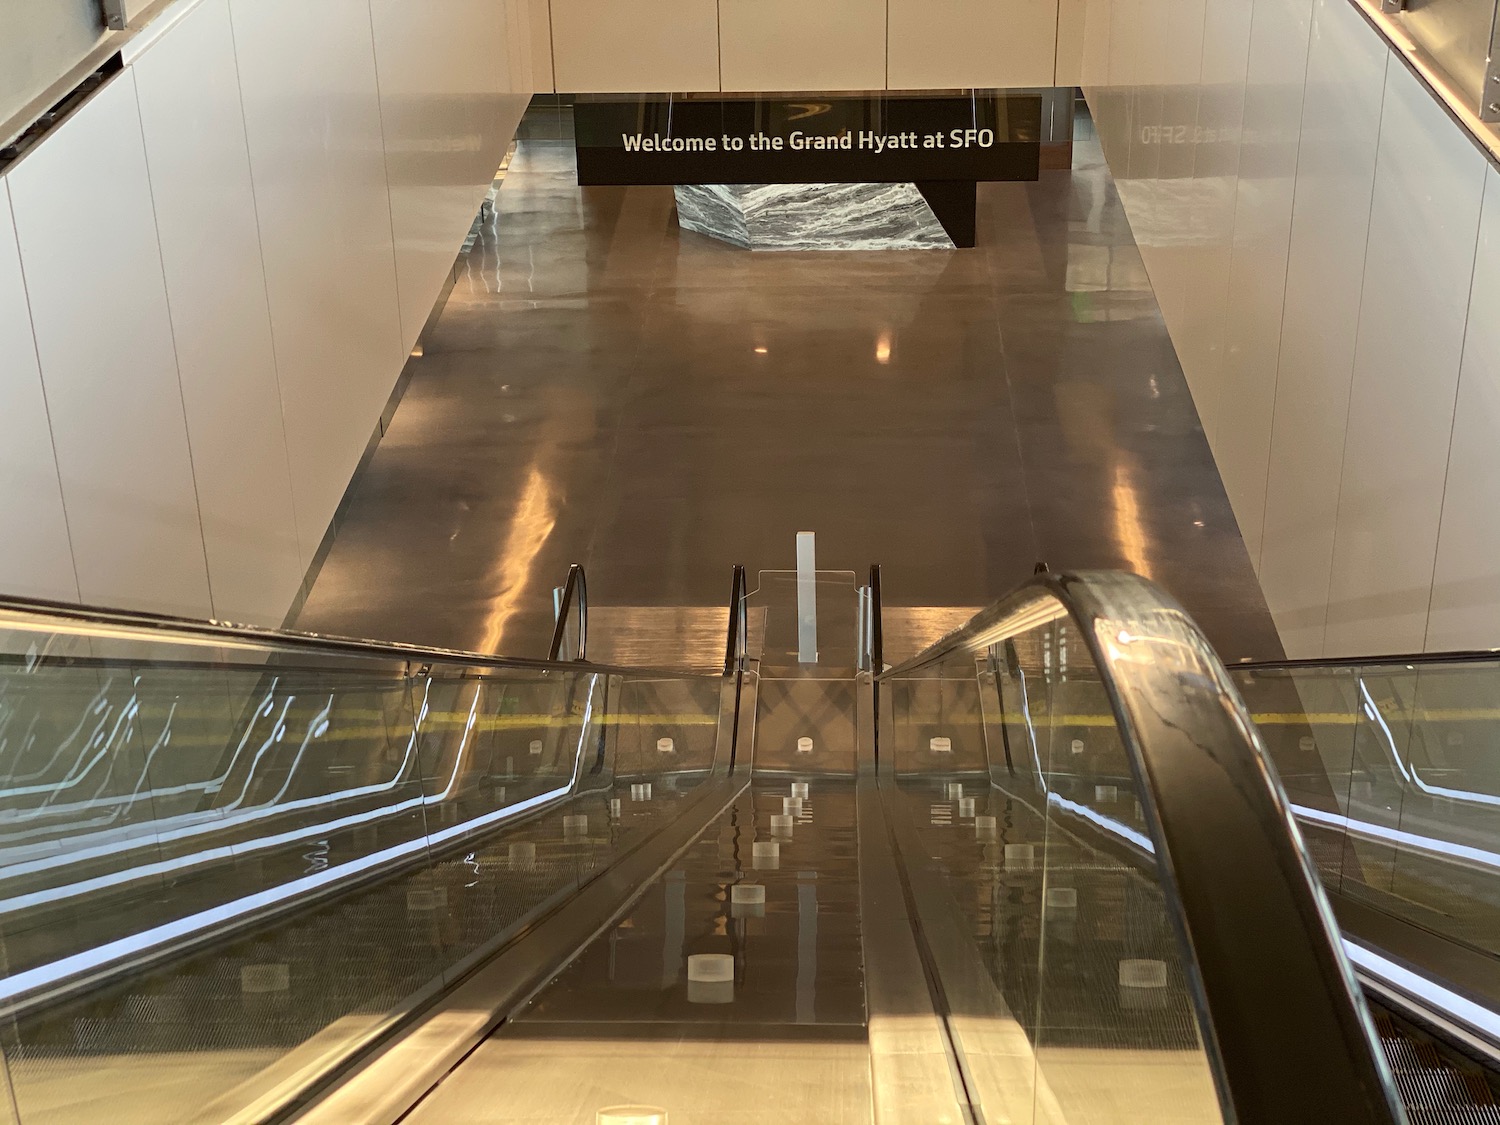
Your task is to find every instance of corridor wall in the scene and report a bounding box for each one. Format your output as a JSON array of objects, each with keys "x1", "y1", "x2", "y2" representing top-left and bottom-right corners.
[
  {"x1": 542, "y1": 0, "x2": 1086, "y2": 92},
  {"x1": 0, "y1": 0, "x2": 534, "y2": 625},
  {"x1": 1079, "y1": 0, "x2": 1500, "y2": 657}
]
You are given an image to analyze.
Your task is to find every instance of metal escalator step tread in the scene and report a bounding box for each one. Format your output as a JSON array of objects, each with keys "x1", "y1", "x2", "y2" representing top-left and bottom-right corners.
[
  {"x1": 1458, "y1": 1073, "x2": 1500, "y2": 1107},
  {"x1": 1402, "y1": 1109, "x2": 1500, "y2": 1124},
  {"x1": 1395, "y1": 1068, "x2": 1488, "y2": 1107},
  {"x1": 1376, "y1": 1016, "x2": 1500, "y2": 1120},
  {"x1": 1382, "y1": 1034, "x2": 1424, "y2": 1070}
]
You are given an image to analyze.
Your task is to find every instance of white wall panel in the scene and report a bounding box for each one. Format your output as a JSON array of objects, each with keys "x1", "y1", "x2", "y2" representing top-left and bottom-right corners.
[
  {"x1": 1325, "y1": 63, "x2": 1488, "y2": 654},
  {"x1": 550, "y1": 0, "x2": 719, "y2": 92},
  {"x1": 130, "y1": 0, "x2": 302, "y2": 627},
  {"x1": 229, "y1": 0, "x2": 405, "y2": 565},
  {"x1": 1211, "y1": 0, "x2": 1314, "y2": 565},
  {"x1": 7, "y1": 74, "x2": 212, "y2": 617},
  {"x1": 888, "y1": 0, "x2": 1058, "y2": 89},
  {"x1": 1427, "y1": 167, "x2": 1500, "y2": 650},
  {"x1": 1109, "y1": 0, "x2": 1158, "y2": 183},
  {"x1": 1257, "y1": 0, "x2": 1387, "y2": 656},
  {"x1": 371, "y1": 0, "x2": 518, "y2": 353},
  {"x1": 1085, "y1": 0, "x2": 1132, "y2": 164},
  {"x1": 1171, "y1": 0, "x2": 1252, "y2": 434},
  {"x1": 719, "y1": 0, "x2": 886, "y2": 92},
  {"x1": 0, "y1": 181, "x2": 78, "y2": 603},
  {"x1": 1131, "y1": 0, "x2": 1207, "y2": 337},
  {"x1": 1086, "y1": 0, "x2": 1500, "y2": 655},
  {"x1": 0, "y1": 0, "x2": 532, "y2": 621}
]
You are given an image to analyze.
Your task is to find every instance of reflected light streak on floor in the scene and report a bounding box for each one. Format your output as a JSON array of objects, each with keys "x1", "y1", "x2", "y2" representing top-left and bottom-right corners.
[
  {"x1": 1112, "y1": 458, "x2": 1155, "y2": 582},
  {"x1": 477, "y1": 462, "x2": 558, "y2": 656}
]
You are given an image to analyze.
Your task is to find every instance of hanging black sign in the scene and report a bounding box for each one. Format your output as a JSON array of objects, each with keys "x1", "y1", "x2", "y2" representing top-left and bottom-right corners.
[{"x1": 573, "y1": 94, "x2": 1042, "y2": 186}]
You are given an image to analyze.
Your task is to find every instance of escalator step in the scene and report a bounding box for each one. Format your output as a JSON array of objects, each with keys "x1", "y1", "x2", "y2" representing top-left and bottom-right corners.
[
  {"x1": 1383, "y1": 1034, "x2": 1445, "y2": 1072},
  {"x1": 1394, "y1": 1068, "x2": 1489, "y2": 1108},
  {"x1": 1402, "y1": 1109, "x2": 1500, "y2": 1123},
  {"x1": 1374, "y1": 1011, "x2": 1500, "y2": 1121}
]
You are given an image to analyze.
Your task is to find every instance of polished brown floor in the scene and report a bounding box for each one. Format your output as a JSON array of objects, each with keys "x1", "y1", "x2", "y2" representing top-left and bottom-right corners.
[
  {"x1": 295, "y1": 104, "x2": 1283, "y2": 664},
  {"x1": 405, "y1": 782, "x2": 873, "y2": 1124}
]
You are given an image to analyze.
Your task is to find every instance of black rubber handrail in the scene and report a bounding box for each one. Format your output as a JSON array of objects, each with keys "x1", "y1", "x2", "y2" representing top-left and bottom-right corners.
[
  {"x1": 724, "y1": 564, "x2": 748, "y2": 676},
  {"x1": 1237, "y1": 647, "x2": 1500, "y2": 673},
  {"x1": 725, "y1": 564, "x2": 748, "y2": 773},
  {"x1": 880, "y1": 570, "x2": 1407, "y2": 1125},
  {"x1": 868, "y1": 564, "x2": 883, "y2": 769},
  {"x1": 547, "y1": 564, "x2": 588, "y2": 662}
]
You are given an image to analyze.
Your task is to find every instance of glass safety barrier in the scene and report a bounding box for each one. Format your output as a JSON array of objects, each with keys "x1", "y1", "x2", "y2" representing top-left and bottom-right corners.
[
  {"x1": 876, "y1": 571, "x2": 1405, "y2": 1125},
  {"x1": 1235, "y1": 656, "x2": 1500, "y2": 1009},
  {"x1": 0, "y1": 600, "x2": 723, "y2": 1125}
]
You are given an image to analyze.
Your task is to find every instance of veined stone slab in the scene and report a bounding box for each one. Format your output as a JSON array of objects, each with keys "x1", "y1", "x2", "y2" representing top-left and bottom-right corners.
[
  {"x1": 674, "y1": 184, "x2": 750, "y2": 248},
  {"x1": 674, "y1": 182, "x2": 953, "y2": 251}
]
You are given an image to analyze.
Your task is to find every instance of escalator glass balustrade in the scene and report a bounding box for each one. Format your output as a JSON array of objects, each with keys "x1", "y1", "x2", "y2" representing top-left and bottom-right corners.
[
  {"x1": 0, "y1": 599, "x2": 723, "y2": 1125},
  {"x1": 0, "y1": 570, "x2": 1441, "y2": 1125},
  {"x1": 877, "y1": 571, "x2": 1407, "y2": 1125}
]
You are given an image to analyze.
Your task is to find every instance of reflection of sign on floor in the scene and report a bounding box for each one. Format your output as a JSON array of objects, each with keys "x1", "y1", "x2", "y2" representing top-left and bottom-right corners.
[{"x1": 575, "y1": 94, "x2": 1042, "y2": 186}]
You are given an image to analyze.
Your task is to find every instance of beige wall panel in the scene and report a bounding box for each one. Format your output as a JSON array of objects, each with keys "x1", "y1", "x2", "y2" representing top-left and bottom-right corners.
[
  {"x1": 1056, "y1": 0, "x2": 1087, "y2": 85},
  {"x1": 551, "y1": 0, "x2": 719, "y2": 92},
  {"x1": 888, "y1": 0, "x2": 1058, "y2": 89},
  {"x1": 505, "y1": 0, "x2": 529, "y2": 91},
  {"x1": 1078, "y1": 0, "x2": 1112, "y2": 87},
  {"x1": 720, "y1": 0, "x2": 885, "y2": 92},
  {"x1": 529, "y1": 0, "x2": 554, "y2": 91}
]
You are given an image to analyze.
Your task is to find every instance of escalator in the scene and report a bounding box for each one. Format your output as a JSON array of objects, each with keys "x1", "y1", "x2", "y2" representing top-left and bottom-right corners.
[
  {"x1": 0, "y1": 566, "x2": 1492, "y2": 1123},
  {"x1": 1231, "y1": 651, "x2": 1500, "y2": 1122}
]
